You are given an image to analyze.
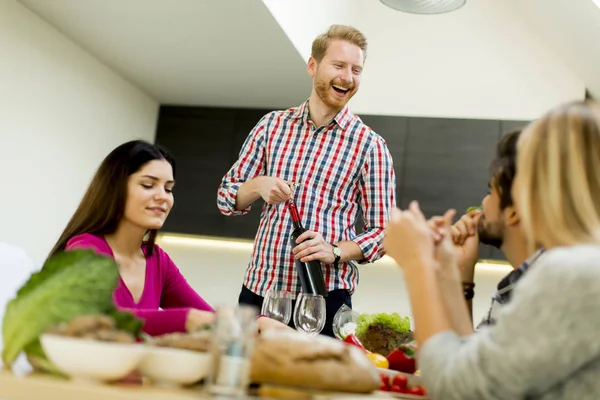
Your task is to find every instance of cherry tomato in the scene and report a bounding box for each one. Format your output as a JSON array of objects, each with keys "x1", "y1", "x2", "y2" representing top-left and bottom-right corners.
[
  {"x1": 390, "y1": 384, "x2": 405, "y2": 393},
  {"x1": 406, "y1": 385, "x2": 426, "y2": 396},
  {"x1": 379, "y1": 374, "x2": 390, "y2": 392},
  {"x1": 392, "y1": 374, "x2": 408, "y2": 390}
]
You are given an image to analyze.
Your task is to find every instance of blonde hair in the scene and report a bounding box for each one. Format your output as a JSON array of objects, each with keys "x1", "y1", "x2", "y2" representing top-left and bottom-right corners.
[
  {"x1": 311, "y1": 25, "x2": 367, "y2": 62},
  {"x1": 517, "y1": 100, "x2": 600, "y2": 252}
]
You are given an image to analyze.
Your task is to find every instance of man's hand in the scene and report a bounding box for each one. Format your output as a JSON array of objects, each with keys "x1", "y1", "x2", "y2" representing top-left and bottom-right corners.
[
  {"x1": 451, "y1": 211, "x2": 482, "y2": 272},
  {"x1": 292, "y1": 231, "x2": 336, "y2": 264},
  {"x1": 257, "y1": 176, "x2": 292, "y2": 205},
  {"x1": 427, "y1": 210, "x2": 481, "y2": 275}
]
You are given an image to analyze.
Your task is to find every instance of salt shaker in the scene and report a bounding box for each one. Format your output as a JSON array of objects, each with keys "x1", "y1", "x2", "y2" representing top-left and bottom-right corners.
[{"x1": 208, "y1": 304, "x2": 257, "y2": 396}]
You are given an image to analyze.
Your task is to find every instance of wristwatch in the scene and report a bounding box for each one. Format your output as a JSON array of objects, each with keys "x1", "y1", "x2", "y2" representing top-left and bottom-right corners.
[{"x1": 331, "y1": 244, "x2": 342, "y2": 267}]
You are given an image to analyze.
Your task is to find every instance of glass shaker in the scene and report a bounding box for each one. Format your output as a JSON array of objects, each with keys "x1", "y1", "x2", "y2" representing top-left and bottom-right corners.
[{"x1": 208, "y1": 304, "x2": 258, "y2": 396}]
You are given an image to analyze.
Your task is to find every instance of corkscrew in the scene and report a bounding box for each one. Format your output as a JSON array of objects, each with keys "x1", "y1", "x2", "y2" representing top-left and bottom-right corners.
[{"x1": 288, "y1": 182, "x2": 301, "y2": 200}]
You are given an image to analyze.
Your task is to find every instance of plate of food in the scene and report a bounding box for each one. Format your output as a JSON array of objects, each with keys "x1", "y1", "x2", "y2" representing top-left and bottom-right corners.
[
  {"x1": 40, "y1": 314, "x2": 146, "y2": 382},
  {"x1": 334, "y1": 310, "x2": 428, "y2": 399}
]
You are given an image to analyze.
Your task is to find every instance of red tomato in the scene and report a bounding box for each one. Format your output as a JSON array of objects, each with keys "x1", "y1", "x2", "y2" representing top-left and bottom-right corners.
[
  {"x1": 392, "y1": 374, "x2": 408, "y2": 390},
  {"x1": 406, "y1": 385, "x2": 426, "y2": 396},
  {"x1": 379, "y1": 374, "x2": 390, "y2": 391},
  {"x1": 390, "y1": 384, "x2": 405, "y2": 393}
]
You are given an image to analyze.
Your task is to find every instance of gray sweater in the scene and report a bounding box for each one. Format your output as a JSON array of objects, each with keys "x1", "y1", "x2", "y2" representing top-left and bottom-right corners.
[{"x1": 419, "y1": 245, "x2": 600, "y2": 400}]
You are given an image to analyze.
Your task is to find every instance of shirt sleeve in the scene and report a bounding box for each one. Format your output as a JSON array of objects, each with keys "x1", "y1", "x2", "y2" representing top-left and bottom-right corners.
[
  {"x1": 157, "y1": 247, "x2": 214, "y2": 312},
  {"x1": 352, "y1": 135, "x2": 396, "y2": 263},
  {"x1": 216, "y1": 113, "x2": 270, "y2": 216},
  {"x1": 418, "y1": 247, "x2": 600, "y2": 400},
  {"x1": 121, "y1": 248, "x2": 215, "y2": 336}
]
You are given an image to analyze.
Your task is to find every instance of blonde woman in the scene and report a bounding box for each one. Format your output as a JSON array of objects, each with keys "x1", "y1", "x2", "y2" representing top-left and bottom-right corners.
[{"x1": 384, "y1": 100, "x2": 600, "y2": 399}]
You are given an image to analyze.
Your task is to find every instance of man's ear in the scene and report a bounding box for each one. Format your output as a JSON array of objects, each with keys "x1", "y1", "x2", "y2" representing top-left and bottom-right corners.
[
  {"x1": 503, "y1": 205, "x2": 520, "y2": 227},
  {"x1": 307, "y1": 56, "x2": 317, "y2": 78}
]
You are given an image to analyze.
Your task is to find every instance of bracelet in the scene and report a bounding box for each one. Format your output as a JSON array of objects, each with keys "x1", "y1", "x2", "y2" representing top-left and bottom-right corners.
[{"x1": 462, "y1": 282, "x2": 475, "y2": 301}]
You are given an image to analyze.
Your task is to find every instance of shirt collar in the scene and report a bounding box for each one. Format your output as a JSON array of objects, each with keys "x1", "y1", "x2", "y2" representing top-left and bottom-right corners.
[
  {"x1": 291, "y1": 100, "x2": 353, "y2": 132},
  {"x1": 519, "y1": 248, "x2": 545, "y2": 272}
]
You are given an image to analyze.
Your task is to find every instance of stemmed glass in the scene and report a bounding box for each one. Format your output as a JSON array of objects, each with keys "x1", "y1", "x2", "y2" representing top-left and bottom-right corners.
[
  {"x1": 293, "y1": 293, "x2": 326, "y2": 336},
  {"x1": 261, "y1": 290, "x2": 292, "y2": 325}
]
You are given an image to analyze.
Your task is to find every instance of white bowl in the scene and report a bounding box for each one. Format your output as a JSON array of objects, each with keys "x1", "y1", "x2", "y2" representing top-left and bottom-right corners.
[
  {"x1": 138, "y1": 346, "x2": 212, "y2": 387},
  {"x1": 40, "y1": 334, "x2": 146, "y2": 382}
]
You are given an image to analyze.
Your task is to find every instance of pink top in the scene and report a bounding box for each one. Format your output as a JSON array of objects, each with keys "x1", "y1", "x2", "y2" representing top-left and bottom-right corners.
[{"x1": 66, "y1": 233, "x2": 214, "y2": 336}]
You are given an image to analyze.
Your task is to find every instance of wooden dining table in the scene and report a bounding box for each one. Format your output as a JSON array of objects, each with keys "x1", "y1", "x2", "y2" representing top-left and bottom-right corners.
[
  {"x1": 0, "y1": 368, "x2": 205, "y2": 400},
  {"x1": 0, "y1": 368, "x2": 392, "y2": 400}
]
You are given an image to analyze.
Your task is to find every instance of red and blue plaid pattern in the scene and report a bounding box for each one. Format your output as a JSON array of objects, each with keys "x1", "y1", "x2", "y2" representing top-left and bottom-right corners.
[{"x1": 217, "y1": 101, "x2": 396, "y2": 298}]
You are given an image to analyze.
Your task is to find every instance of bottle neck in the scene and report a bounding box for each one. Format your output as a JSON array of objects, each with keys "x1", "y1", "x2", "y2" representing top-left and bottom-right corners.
[{"x1": 287, "y1": 201, "x2": 303, "y2": 230}]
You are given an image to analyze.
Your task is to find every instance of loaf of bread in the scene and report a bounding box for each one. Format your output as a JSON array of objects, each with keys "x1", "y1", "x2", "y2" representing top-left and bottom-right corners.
[{"x1": 249, "y1": 330, "x2": 380, "y2": 393}]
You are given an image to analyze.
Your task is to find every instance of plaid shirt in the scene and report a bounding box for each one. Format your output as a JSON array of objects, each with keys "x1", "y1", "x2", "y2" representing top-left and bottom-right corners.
[{"x1": 217, "y1": 101, "x2": 396, "y2": 298}]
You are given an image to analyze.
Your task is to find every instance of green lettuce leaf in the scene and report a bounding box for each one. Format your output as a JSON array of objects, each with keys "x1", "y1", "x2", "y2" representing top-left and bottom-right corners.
[
  {"x1": 107, "y1": 308, "x2": 144, "y2": 337},
  {"x1": 23, "y1": 340, "x2": 65, "y2": 377},
  {"x1": 1, "y1": 250, "x2": 121, "y2": 367},
  {"x1": 466, "y1": 206, "x2": 482, "y2": 212},
  {"x1": 355, "y1": 312, "x2": 411, "y2": 337}
]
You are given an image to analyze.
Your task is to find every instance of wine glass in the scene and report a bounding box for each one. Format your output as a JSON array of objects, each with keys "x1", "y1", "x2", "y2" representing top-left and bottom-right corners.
[
  {"x1": 261, "y1": 290, "x2": 292, "y2": 325},
  {"x1": 293, "y1": 293, "x2": 326, "y2": 336}
]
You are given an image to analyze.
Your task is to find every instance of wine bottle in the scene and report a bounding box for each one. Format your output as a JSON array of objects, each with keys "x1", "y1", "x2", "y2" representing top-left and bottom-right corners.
[{"x1": 287, "y1": 200, "x2": 328, "y2": 297}]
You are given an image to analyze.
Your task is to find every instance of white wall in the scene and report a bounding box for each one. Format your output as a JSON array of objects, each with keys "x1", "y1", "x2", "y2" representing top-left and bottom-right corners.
[
  {"x1": 0, "y1": 0, "x2": 159, "y2": 265},
  {"x1": 157, "y1": 235, "x2": 509, "y2": 328},
  {"x1": 263, "y1": 0, "x2": 585, "y2": 120}
]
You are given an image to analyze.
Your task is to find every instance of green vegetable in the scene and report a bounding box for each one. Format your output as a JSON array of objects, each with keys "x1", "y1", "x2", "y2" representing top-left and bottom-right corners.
[
  {"x1": 466, "y1": 206, "x2": 482, "y2": 212},
  {"x1": 108, "y1": 308, "x2": 143, "y2": 336},
  {"x1": 1, "y1": 249, "x2": 140, "y2": 369},
  {"x1": 355, "y1": 312, "x2": 411, "y2": 338},
  {"x1": 23, "y1": 340, "x2": 64, "y2": 376},
  {"x1": 354, "y1": 312, "x2": 413, "y2": 356}
]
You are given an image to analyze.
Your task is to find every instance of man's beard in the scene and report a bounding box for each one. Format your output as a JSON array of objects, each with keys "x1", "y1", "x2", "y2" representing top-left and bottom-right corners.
[
  {"x1": 478, "y1": 219, "x2": 504, "y2": 249},
  {"x1": 314, "y1": 74, "x2": 354, "y2": 110}
]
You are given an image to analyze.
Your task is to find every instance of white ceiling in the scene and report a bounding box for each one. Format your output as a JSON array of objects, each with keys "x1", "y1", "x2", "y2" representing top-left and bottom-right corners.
[
  {"x1": 507, "y1": 0, "x2": 600, "y2": 100},
  {"x1": 18, "y1": 0, "x2": 600, "y2": 112},
  {"x1": 18, "y1": 0, "x2": 311, "y2": 109},
  {"x1": 264, "y1": 0, "x2": 585, "y2": 120}
]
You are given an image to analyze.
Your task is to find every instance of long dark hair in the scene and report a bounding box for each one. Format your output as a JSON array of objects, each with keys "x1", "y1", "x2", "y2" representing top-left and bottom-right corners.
[{"x1": 47, "y1": 140, "x2": 176, "y2": 261}]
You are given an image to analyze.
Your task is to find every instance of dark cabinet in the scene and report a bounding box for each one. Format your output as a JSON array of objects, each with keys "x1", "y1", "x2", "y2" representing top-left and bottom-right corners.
[{"x1": 156, "y1": 104, "x2": 528, "y2": 261}]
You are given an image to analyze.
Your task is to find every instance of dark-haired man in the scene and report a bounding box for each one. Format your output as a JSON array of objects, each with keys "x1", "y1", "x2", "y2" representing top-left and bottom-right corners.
[{"x1": 450, "y1": 129, "x2": 544, "y2": 328}]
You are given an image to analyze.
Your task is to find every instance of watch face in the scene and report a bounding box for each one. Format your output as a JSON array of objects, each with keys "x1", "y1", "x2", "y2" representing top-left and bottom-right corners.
[{"x1": 333, "y1": 246, "x2": 342, "y2": 257}]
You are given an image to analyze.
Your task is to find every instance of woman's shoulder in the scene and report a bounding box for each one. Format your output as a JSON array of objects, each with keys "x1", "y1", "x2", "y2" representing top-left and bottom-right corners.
[
  {"x1": 66, "y1": 233, "x2": 113, "y2": 257},
  {"x1": 538, "y1": 244, "x2": 600, "y2": 269},
  {"x1": 144, "y1": 242, "x2": 173, "y2": 266},
  {"x1": 526, "y1": 244, "x2": 600, "y2": 289},
  {"x1": 144, "y1": 242, "x2": 181, "y2": 283}
]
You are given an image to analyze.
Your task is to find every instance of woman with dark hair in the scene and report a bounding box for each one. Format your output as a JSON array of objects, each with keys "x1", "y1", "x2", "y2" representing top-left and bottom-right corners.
[{"x1": 48, "y1": 140, "x2": 215, "y2": 336}]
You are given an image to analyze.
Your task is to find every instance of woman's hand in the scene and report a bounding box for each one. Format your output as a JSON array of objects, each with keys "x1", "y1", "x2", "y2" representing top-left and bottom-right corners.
[
  {"x1": 432, "y1": 210, "x2": 462, "y2": 279},
  {"x1": 185, "y1": 309, "x2": 216, "y2": 332},
  {"x1": 429, "y1": 210, "x2": 481, "y2": 281},
  {"x1": 384, "y1": 201, "x2": 437, "y2": 270}
]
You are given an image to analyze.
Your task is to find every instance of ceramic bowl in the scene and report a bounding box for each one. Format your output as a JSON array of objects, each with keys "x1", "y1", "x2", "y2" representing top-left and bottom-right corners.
[
  {"x1": 138, "y1": 345, "x2": 212, "y2": 387},
  {"x1": 40, "y1": 334, "x2": 146, "y2": 382}
]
